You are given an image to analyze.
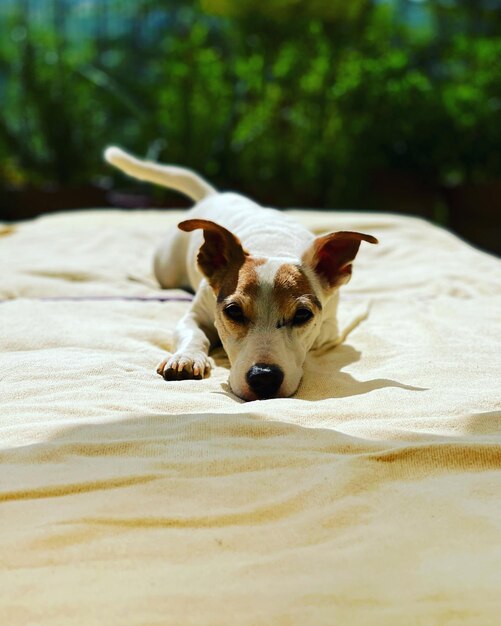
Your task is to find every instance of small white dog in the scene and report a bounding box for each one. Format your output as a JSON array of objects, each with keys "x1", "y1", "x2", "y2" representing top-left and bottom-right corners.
[{"x1": 105, "y1": 147, "x2": 378, "y2": 401}]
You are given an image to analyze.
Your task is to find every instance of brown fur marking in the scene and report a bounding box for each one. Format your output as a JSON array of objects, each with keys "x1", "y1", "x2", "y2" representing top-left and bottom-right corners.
[
  {"x1": 216, "y1": 257, "x2": 266, "y2": 340},
  {"x1": 178, "y1": 219, "x2": 248, "y2": 287},
  {"x1": 273, "y1": 264, "x2": 321, "y2": 319},
  {"x1": 304, "y1": 231, "x2": 378, "y2": 290}
]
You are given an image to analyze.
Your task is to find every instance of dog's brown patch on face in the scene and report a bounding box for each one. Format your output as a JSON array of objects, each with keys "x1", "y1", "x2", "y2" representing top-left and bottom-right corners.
[
  {"x1": 273, "y1": 264, "x2": 321, "y2": 320},
  {"x1": 216, "y1": 257, "x2": 265, "y2": 338},
  {"x1": 217, "y1": 257, "x2": 265, "y2": 303}
]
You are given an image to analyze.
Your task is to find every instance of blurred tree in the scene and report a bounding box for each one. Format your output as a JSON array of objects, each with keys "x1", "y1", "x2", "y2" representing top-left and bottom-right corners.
[{"x1": 0, "y1": 0, "x2": 500, "y2": 246}]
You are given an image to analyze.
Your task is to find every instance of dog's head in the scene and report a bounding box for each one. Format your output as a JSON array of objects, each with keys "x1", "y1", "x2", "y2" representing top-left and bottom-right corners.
[{"x1": 179, "y1": 219, "x2": 377, "y2": 401}]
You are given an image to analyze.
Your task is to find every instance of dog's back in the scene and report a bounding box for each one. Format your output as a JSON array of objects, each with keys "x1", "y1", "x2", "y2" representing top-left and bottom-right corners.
[{"x1": 105, "y1": 146, "x2": 314, "y2": 288}]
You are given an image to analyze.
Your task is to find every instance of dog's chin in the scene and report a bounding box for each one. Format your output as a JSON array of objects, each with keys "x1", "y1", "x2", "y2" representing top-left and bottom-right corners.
[
  {"x1": 229, "y1": 381, "x2": 300, "y2": 402},
  {"x1": 234, "y1": 389, "x2": 286, "y2": 402}
]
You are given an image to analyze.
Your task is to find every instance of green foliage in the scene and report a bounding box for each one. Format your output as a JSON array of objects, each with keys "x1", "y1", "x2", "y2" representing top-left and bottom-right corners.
[
  {"x1": 0, "y1": 0, "x2": 500, "y2": 207},
  {"x1": 200, "y1": 0, "x2": 370, "y2": 22}
]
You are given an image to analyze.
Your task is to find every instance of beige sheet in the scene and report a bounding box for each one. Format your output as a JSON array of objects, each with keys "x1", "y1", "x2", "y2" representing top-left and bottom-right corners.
[{"x1": 1, "y1": 209, "x2": 501, "y2": 625}]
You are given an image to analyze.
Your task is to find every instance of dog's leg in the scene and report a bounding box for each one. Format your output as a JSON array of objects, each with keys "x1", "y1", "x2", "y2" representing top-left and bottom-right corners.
[{"x1": 157, "y1": 284, "x2": 218, "y2": 381}]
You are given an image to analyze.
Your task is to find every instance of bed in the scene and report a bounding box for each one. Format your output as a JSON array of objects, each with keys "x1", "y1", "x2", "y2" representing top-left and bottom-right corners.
[{"x1": 1, "y1": 208, "x2": 500, "y2": 625}]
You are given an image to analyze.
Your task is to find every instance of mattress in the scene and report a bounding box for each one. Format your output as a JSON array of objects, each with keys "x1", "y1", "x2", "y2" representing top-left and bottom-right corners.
[{"x1": 1, "y1": 208, "x2": 501, "y2": 625}]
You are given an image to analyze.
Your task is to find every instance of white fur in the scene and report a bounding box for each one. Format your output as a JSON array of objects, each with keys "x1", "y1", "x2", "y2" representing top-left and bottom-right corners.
[
  {"x1": 104, "y1": 147, "x2": 216, "y2": 202},
  {"x1": 105, "y1": 146, "x2": 363, "y2": 401}
]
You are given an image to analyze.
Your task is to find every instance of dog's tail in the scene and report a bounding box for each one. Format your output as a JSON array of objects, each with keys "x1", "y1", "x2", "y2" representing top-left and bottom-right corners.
[{"x1": 104, "y1": 146, "x2": 217, "y2": 202}]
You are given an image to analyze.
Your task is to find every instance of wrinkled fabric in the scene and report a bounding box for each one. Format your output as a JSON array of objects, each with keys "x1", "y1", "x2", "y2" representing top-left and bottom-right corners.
[{"x1": 1, "y1": 209, "x2": 500, "y2": 626}]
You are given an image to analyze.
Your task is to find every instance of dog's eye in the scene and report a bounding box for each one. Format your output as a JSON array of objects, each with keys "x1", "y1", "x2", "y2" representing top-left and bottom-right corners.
[
  {"x1": 292, "y1": 308, "x2": 313, "y2": 326},
  {"x1": 224, "y1": 304, "x2": 245, "y2": 323}
]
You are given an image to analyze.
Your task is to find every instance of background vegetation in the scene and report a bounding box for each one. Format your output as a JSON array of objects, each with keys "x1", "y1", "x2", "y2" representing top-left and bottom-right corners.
[{"x1": 0, "y1": 0, "x2": 500, "y2": 252}]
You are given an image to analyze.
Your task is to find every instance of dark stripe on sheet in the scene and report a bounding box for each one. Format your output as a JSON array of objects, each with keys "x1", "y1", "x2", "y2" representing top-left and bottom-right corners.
[{"x1": 0, "y1": 295, "x2": 193, "y2": 303}]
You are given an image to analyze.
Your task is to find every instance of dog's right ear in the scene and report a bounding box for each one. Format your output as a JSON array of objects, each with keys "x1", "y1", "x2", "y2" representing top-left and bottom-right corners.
[{"x1": 178, "y1": 219, "x2": 248, "y2": 287}]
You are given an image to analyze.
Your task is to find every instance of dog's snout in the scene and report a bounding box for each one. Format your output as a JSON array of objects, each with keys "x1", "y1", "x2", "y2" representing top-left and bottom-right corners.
[{"x1": 246, "y1": 363, "x2": 284, "y2": 399}]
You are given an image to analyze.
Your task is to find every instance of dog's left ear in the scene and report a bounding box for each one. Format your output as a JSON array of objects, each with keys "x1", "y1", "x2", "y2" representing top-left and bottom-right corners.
[
  {"x1": 302, "y1": 231, "x2": 378, "y2": 291},
  {"x1": 178, "y1": 219, "x2": 248, "y2": 286}
]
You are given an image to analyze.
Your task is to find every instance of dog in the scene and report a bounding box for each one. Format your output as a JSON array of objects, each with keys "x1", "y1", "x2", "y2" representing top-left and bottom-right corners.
[{"x1": 104, "y1": 147, "x2": 378, "y2": 401}]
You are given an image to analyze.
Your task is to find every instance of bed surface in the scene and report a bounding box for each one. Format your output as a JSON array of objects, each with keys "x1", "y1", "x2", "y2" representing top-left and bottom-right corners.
[{"x1": 1, "y1": 209, "x2": 501, "y2": 625}]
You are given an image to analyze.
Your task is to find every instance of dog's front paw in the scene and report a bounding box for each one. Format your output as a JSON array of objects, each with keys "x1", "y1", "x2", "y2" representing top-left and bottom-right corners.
[{"x1": 157, "y1": 352, "x2": 213, "y2": 381}]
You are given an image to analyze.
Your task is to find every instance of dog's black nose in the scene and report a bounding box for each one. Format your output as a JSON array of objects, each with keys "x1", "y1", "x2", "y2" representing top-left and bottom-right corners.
[{"x1": 246, "y1": 363, "x2": 284, "y2": 399}]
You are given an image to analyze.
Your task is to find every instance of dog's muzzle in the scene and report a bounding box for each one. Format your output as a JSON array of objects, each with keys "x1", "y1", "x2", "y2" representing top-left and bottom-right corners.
[{"x1": 245, "y1": 363, "x2": 284, "y2": 400}]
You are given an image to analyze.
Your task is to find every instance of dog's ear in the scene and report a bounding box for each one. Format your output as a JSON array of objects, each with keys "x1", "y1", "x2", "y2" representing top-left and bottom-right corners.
[
  {"x1": 178, "y1": 219, "x2": 248, "y2": 286},
  {"x1": 302, "y1": 231, "x2": 378, "y2": 291}
]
